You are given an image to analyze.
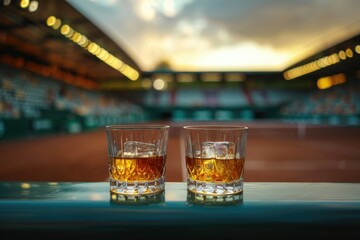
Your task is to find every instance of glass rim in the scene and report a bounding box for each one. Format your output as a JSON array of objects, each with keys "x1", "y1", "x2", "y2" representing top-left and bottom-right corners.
[
  {"x1": 183, "y1": 125, "x2": 248, "y2": 131},
  {"x1": 106, "y1": 125, "x2": 170, "y2": 130}
]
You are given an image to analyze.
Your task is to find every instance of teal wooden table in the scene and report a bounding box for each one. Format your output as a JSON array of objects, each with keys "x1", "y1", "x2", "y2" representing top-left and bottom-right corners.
[{"x1": 1, "y1": 182, "x2": 360, "y2": 239}]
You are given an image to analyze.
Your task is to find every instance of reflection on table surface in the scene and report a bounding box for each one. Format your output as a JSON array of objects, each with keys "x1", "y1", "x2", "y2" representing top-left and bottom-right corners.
[
  {"x1": 1, "y1": 182, "x2": 360, "y2": 239},
  {"x1": 1, "y1": 181, "x2": 360, "y2": 202}
]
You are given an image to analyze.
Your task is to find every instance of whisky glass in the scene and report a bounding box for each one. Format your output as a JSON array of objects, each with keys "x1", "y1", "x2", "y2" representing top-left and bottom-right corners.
[
  {"x1": 106, "y1": 125, "x2": 169, "y2": 195},
  {"x1": 183, "y1": 125, "x2": 248, "y2": 196}
]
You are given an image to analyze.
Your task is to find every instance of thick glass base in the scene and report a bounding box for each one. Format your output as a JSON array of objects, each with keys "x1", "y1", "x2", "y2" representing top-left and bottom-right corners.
[
  {"x1": 187, "y1": 178, "x2": 243, "y2": 196},
  {"x1": 187, "y1": 190, "x2": 243, "y2": 206},
  {"x1": 110, "y1": 191, "x2": 165, "y2": 206},
  {"x1": 110, "y1": 177, "x2": 165, "y2": 196}
]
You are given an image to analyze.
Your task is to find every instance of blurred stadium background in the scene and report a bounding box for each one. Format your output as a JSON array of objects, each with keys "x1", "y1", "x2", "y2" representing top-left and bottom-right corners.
[{"x1": 0, "y1": 0, "x2": 359, "y2": 183}]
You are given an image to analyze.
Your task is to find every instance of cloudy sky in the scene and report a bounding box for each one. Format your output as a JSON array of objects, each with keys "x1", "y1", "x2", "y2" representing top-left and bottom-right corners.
[{"x1": 68, "y1": 0, "x2": 360, "y2": 71}]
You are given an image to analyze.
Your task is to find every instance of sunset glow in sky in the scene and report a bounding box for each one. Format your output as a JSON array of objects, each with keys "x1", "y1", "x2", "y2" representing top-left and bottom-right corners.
[{"x1": 68, "y1": 0, "x2": 360, "y2": 71}]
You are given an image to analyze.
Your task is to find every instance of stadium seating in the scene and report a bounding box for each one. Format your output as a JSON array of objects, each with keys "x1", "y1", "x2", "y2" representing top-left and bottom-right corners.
[
  {"x1": 280, "y1": 83, "x2": 360, "y2": 125},
  {"x1": 0, "y1": 66, "x2": 146, "y2": 140}
]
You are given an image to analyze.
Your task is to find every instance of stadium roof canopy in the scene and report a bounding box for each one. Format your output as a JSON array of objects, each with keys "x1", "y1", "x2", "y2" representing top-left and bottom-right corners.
[{"x1": 1, "y1": 0, "x2": 141, "y2": 89}]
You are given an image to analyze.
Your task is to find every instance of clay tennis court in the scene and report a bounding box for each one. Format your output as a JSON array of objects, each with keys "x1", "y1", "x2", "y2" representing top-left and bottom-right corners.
[{"x1": 0, "y1": 120, "x2": 359, "y2": 183}]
